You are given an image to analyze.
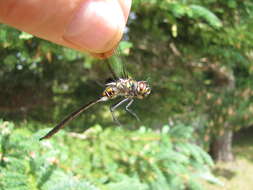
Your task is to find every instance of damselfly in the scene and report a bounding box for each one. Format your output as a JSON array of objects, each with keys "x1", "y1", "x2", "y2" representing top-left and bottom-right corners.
[{"x1": 40, "y1": 53, "x2": 151, "y2": 140}]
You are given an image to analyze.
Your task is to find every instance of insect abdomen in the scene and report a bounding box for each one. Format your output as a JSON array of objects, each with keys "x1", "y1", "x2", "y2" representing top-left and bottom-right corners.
[{"x1": 102, "y1": 87, "x2": 117, "y2": 99}]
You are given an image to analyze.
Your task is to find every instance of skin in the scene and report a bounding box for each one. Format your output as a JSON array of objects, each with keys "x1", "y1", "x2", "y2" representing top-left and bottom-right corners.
[{"x1": 0, "y1": 0, "x2": 132, "y2": 58}]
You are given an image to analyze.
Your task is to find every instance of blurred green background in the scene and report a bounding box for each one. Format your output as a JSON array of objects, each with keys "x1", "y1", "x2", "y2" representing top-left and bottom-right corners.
[{"x1": 1, "y1": 0, "x2": 253, "y2": 189}]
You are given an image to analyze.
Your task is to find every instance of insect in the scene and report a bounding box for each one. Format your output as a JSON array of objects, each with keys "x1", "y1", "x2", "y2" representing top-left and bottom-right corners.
[{"x1": 40, "y1": 56, "x2": 151, "y2": 140}]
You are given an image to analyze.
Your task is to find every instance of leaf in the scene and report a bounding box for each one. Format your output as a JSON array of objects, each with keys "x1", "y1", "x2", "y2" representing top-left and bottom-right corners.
[
  {"x1": 106, "y1": 177, "x2": 148, "y2": 190},
  {"x1": 189, "y1": 5, "x2": 222, "y2": 28},
  {"x1": 118, "y1": 41, "x2": 133, "y2": 56},
  {"x1": 197, "y1": 171, "x2": 224, "y2": 186},
  {"x1": 19, "y1": 32, "x2": 34, "y2": 40}
]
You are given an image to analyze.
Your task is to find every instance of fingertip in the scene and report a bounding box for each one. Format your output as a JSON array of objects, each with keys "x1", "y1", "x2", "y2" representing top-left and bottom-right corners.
[
  {"x1": 63, "y1": 0, "x2": 125, "y2": 54},
  {"x1": 118, "y1": 0, "x2": 132, "y2": 21}
]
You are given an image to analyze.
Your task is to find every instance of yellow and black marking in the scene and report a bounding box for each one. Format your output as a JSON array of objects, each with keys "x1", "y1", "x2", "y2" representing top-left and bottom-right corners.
[{"x1": 103, "y1": 87, "x2": 116, "y2": 98}]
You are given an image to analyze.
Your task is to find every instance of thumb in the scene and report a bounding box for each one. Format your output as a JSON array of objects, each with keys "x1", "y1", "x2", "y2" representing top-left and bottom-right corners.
[{"x1": 0, "y1": 0, "x2": 131, "y2": 58}]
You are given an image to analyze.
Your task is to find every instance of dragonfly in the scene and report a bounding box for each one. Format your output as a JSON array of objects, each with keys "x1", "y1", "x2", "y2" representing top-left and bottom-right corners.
[{"x1": 40, "y1": 52, "x2": 151, "y2": 140}]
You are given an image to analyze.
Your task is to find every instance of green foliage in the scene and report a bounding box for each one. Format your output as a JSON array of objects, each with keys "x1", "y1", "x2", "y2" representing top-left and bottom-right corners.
[
  {"x1": 2, "y1": 0, "x2": 253, "y2": 134},
  {"x1": 129, "y1": 0, "x2": 253, "y2": 139},
  {"x1": 0, "y1": 120, "x2": 99, "y2": 190},
  {"x1": 0, "y1": 120, "x2": 218, "y2": 190},
  {"x1": 1, "y1": 0, "x2": 253, "y2": 166},
  {"x1": 188, "y1": 5, "x2": 222, "y2": 28}
]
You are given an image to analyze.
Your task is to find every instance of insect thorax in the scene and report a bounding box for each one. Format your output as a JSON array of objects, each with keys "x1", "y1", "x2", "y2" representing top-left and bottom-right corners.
[{"x1": 102, "y1": 78, "x2": 138, "y2": 99}]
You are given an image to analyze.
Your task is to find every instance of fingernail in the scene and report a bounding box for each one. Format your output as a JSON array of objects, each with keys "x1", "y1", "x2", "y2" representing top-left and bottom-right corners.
[
  {"x1": 63, "y1": 0, "x2": 124, "y2": 53},
  {"x1": 90, "y1": 47, "x2": 116, "y2": 59}
]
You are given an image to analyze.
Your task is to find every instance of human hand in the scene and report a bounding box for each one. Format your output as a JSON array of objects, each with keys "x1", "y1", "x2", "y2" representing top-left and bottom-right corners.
[{"x1": 0, "y1": 0, "x2": 132, "y2": 58}]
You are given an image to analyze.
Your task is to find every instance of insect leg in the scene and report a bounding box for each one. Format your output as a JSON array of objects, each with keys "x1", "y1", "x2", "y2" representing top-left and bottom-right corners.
[
  {"x1": 110, "y1": 98, "x2": 130, "y2": 125},
  {"x1": 125, "y1": 99, "x2": 140, "y2": 121}
]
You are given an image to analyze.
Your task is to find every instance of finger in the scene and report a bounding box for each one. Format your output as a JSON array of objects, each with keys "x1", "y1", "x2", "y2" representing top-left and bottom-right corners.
[
  {"x1": 118, "y1": 0, "x2": 132, "y2": 21},
  {"x1": 0, "y1": 0, "x2": 132, "y2": 58},
  {"x1": 91, "y1": 0, "x2": 132, "y2": 59}
]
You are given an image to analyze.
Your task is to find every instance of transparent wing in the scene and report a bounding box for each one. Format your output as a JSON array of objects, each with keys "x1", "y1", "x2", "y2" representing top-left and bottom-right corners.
[
  {"x1": 105, "y1": 58, "x2": 118, "y2": 81},
  {"x1": 106, "y1": 41, "x2": 133, "y2": 79}
]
